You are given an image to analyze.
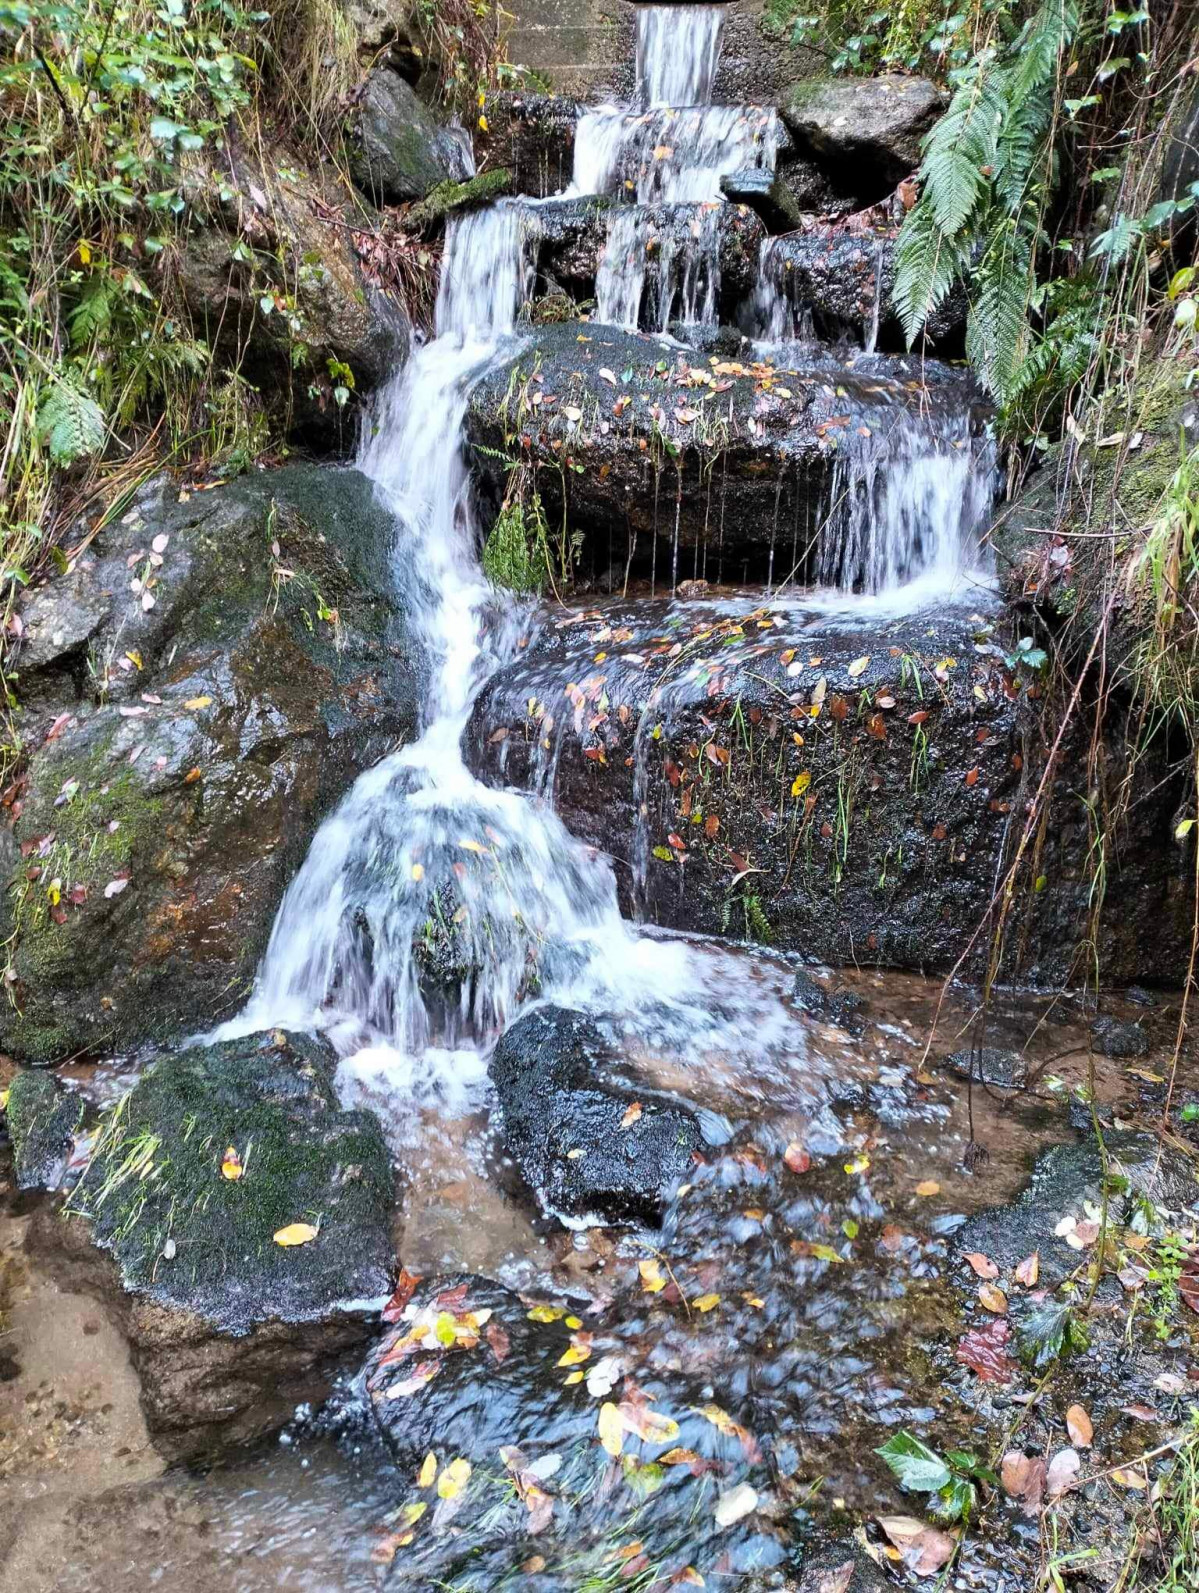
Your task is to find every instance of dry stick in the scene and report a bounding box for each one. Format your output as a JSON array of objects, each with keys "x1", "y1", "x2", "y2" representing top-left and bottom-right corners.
[
  {"x1": 918, "y1": 582, "x2": 1124, "y2": 1071},
  {"x1": 1161, "y1": 743, "x2": 1199, "y2": 1127}
]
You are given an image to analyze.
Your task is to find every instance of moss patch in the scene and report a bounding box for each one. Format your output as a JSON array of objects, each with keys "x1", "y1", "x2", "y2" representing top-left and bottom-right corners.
[
  {"x1": 67, "y1": 1031, "x2": 394, "y2": 1330},
  {"x1": 408, "y1": 166, "x2": 512, "y2": 231}
]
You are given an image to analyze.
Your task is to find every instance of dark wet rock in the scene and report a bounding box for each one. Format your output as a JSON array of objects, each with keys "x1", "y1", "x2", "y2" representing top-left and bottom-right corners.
[
  {"x1": 177, "y1": 139, "x2": 409, "y2": 447},
  {"x1": 530, "y1": 197, "x2": 765, "y2": 318},
  {"x1": 722, "y1": 167, "x2": 803, "y2": 233},
  {"x1": 780, "y1": 74, "x2": 943, "y2": 203},
  {"x1": 756, "y1": 203, "x2": 966, "y2": 348},
  {"x1": 791, "y1": 969, "x2": 865, "y2": 1036},
  {"x1": 348, "y1": 69, "x2": 473, "y2": 205},
  {"x1": 406, "y1": 167, "x2": 512, "y2": 231},
  {"x1": 1090, "y1": 1015, "x2": 1149, "y2": 1058},
  {"x1": 466, "y1": 320, "x2": 989, "y2": 571},
  {"x1": 3, "y1": 1069, "x2": 81, "y2": 1190},
  {"x1": 3, "y1": 463, "x2": 420, "y2": 1062},
  {"x1": 490, "y1": 1005, "x2": 702, "y2": 1223},
  {"x1": 469, "y1": 595, "x2": 1020, "y2": 973},
  {"x1": 943, "y1": 1046, "x2": 1027, "y2": 1090},
  {"x1": 30, "y1": 1030, "x2": 394, "y2": 1461},
  {"x1": 794, "y1": 1543, "x2": 890, "y2": 1591},
  {"x1": 955, "y1": 1133, "x2": 1199, "y2": 1279},
  {"x1": 476, "y1": 91, "x2": 579, "y2": 198}
]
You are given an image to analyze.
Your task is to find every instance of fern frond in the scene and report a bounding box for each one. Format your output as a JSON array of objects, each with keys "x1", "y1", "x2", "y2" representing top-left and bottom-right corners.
[
  {"x1": 893, "y1": 201, "x2": 969, "y2": 347},
  {"x1": 37, "y1": 380, "x2": 107, "y2": 466}
]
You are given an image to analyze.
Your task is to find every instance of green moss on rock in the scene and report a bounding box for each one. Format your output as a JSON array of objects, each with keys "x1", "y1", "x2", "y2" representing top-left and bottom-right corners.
[
  {"x1": 67, "y1": 1031, "x2": 394, "y2": 1330},
  {"x1": 5, "y1": 1068, "x2": 81, "y2": 1189},
  {"x1": 408, "y1": 167, "x2": 512, "y2": 231}
]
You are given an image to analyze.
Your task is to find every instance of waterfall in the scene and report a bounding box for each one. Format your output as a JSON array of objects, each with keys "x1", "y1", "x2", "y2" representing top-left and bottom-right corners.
[{"x1": 217, "y1": 1, "x2": 997, "y2": 1062}]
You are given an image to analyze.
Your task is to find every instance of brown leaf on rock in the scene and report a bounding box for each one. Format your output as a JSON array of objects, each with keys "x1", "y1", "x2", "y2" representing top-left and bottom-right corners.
[
  {"x1": 978, "y1": 1282, "x2": 1008, "y2": 1314},
  {"x1": 1046, "y1": 1447, "x2": 1081, "y2": 1499},
  {"x1": 1065, "y1": 1404, "x2": 1093, "y2": 1448},
  {"x1": 816, "y1": 1564, "x2": 855, "y2": 1593},
  {"x1": 485, "y1": 1321, "x2": 511, "y2": 1364},
  {"x1": 1014, "y1": 1252, "x2": 1040, "y2": 1287},
  {"x1": 956, "y1": 1317, "x2": 1017, "y2": 1382},
  {"x1": 382, "y1": 1268, "x2": 422, "y2": 1323},
  {"x1": 1001, "y1": 1451, "x2": 1047, "y2": 1515},
  {"x1": 784, "y1": 1142, "x2": 811, "y2": 1174},
  {"x1": 964, "y1": 1252, "x2": 999, "y2": 1280},
  {"x1": 877, "y1": 1516, "x2": 955, "y2": 1575}
]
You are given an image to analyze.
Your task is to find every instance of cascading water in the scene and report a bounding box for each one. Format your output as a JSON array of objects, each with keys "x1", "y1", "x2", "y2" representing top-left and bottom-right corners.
[
  {"x1": 217, "y1": 202, "x2": 699, "y2": 1059},
  {"x1": 570, "y1": 5, "x2": 777, "y2": 331},
  {"x1": 222, "y1": 0, "x2": 996, "y2": 1078}
]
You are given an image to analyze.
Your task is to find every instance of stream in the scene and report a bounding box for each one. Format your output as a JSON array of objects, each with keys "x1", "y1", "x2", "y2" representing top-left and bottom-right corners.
[{"x1": 2, "y1": 7, "x2": 1193, "y2": 1592}]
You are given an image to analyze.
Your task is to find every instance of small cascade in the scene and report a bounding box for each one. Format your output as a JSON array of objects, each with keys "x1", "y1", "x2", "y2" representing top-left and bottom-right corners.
[
  {"x1": 637, "y1": 3, "x2": 724, "y2": 107},
  {"x1": 568, "y1": 4, "x2": 777, "y2": 332},
  {"x1": 817, "y1": 418, "x2": 997, "y2": 597}
]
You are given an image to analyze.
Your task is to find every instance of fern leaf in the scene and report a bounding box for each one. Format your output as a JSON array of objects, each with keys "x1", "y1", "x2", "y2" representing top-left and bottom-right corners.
[
  {"x1": 893, "y1": 202, "x2": 969, "y2": 347},
  {"x1": 37, "y1": 381, "x2": 107, "y2": 466}
]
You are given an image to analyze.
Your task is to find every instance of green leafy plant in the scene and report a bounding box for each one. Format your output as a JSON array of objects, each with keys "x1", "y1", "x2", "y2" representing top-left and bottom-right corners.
[{"x1": 876, "y1": 1430, "x2": 993, "y2": 1522}]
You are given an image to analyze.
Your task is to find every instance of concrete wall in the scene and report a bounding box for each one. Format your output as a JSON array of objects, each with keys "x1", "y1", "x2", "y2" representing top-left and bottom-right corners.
[{"x1": 504, "y1": 0, "x2": 820, "y2": 103}]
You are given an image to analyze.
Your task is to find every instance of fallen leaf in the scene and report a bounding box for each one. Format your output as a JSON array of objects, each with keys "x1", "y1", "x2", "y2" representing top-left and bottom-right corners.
[
  {"x1": 1001, "y1": 1450, "x2": 1047, "y2": 1515},
  {"x1": 381, "y1": 1268, "x2": 422, "y2": 1323},
  {"x1": 639, "y1": 1259, "x2": 666, "y2": 1293},
  {"x1": 878, "y1": 1516, "x2": 955, "y2": 1575},
  {"x1": 599, "y1": 1402, "x2": 624, "y2": 1457},
  {"x1": 964, "y1": 1252, "x2": 999, "y2": 1279},
  {"x1": 713, "y1": 1483, "x2": 757, "y2": 1528},
  {"x1": 103, "y1": 877, "x2": 129, "y2": 899},
  {"x1": 692, "y1": 1293, "x2": 720, "y2": 1313},
  {"x1": 1111, "y1": 1466, "x2": 1148, "y2": 1490},
  {"x1": 619, "y1": 1402, "x2": 680, "y2": 1443},
  {"x1": 273, "y1": 1221, "x2": 319, "y2": 1246},
  {"x1": 1046, "y1": 1447, "x2": 1080, "y2": 1499},
  {"x1": 418, "y1": 1452, "x2": 437, "y2": 1488},
  {"x1": 183, "y1": 695, "x2": 212, "y2": 710},
  {"x1": 915, "y1": 1180, "x2": 940, "y2": 1197},
  {"x1": 1015, "y1": 1252, "x2": 1040, "y2": 1287},
  {"x1": 621, "y1": 1102, "x2": 643, "y2": 1129},
  {"x1": 220, "y1": 1146, "x2": 243, "y2": 1181},
  {"x1": 979, "y1": 1283, "x2": 1008, "y2": 1314},
  {"x1": 784, "y1": 1142, "x2": 811, "y2": 1174},
  {"x1": 956, "y1": 1318, "x2": 1017, "y2": 1382},
  {"x1": 437, "y1": 1457, "x2": 472, "y2": 1499},
  {"x1": 1065, "y1": 1404, "x2": 1093, "y2": 1448},
  {"x1": 816, "y1": 1563, "x2": 855, "y2": 1593},
  {"x1": 847, "y1": 656, "x2": 870, "y2": 679}
]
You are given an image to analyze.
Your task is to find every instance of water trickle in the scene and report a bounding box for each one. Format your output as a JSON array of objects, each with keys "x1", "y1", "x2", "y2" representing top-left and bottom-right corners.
[{"x1": 636, "y1": 3, "x2": 724, "y2": 107}]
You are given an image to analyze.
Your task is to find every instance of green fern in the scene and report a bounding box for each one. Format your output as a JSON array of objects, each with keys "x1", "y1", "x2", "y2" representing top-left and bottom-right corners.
[
  {"x1": 893, "y1": 0, "x2": 1083, "y2": 402},
  {"x1": 36, "y1": 380, "x2": 107, "y2": 466}
]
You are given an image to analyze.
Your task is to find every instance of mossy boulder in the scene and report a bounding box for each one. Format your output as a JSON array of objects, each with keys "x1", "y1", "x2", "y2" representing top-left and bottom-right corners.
[
  {"x1": 177, "y1": 136, "x2": 410, "y2": 449},
  {"x1": 347, "y1": 68, "x2": 473, "y2": 205},
  {"x1": 4, "y1": 462, "x2": 422, "y2": 1062},
  {"x1": 31, "y1": 1029, "x2": 394, "y2": 1459},
  {"x1": 3, "y1": 1068, "x2": 81, "y2": 1190}
]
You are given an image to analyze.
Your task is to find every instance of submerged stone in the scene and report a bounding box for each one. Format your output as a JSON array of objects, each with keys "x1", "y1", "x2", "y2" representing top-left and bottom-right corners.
[
  {"x1": 490, "y1": 1005, "x2": 702, "y2": 1224},
  {"x1": 943, "y1": 1046, "x2": 1028, "y2": 1090},
  {"x1": 1090, "y1": 1015, "x2": 1149, "y2": 1058},
  {"x1": 31, "y1": 1030, "x2": 394, "y2": 1460}
]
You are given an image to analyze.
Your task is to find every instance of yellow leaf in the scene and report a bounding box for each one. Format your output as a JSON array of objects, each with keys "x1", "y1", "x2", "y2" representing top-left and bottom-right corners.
[
  {"x1": 220, "y1": 1146, "x2": 243, "y2": 1181},
  {"x1": 557, "y1": 1333, "x2": 592, "y2": 1367},
  {"x1": 418, "y1": 1452, "x2": 437, "y2": 1488},
  {"x1": 639, "y1": 1258, "x2": 666, "y2": 1293},
  {"x1": 411, "y1": 862, "x2": 424, "y2": 882},
  {"x1": 847, "y1": 656, "x2": 870, "y2": 679},
  {"x1": 46, "y1": 878, "x2": 61, "y2": 907},
  {"x1": 790, "y1": 771, "x2": 811, "y2": 798},
  {"x1": 915, "y1": 1180, "x2": 940, "y2": 1197},
  {"x1": 527, "y1": 1304, "x2": 566, "y2": 1323},
  {"x1": 477, "y1": 114, "x2": 488, "y2": 132},
  {"x1": 273, "y1": 1221, "x2": 319, "y2": 1246},
  {"x1": 79, "y1": 241, "x2": 91, "y2": 265},
  {"x1": 437, "y1": 1457, "x2": 472, "y2": 1499},
  {"x1": 599, "y1": 1402, "x2": 624, "y2": 1457},
  {"x1": 692, "y1": 1293, "x2": 721, "y2": 1313},
  {"x1": 125, "y1": 650, "x2": 143, "y2": 670},
  {"x1": 564, "y1": 1370, "x2": 585, "y2": 1385},
  {"x1": 183, "y1": 695, "x2": 212, "y2": 710},
  {"x1": 565, "y1": 1315, "x2": 583, "y2": 1330},
  {"x1": 400, "y1": 1500, "x2": 427, "y2": 1528},
  {"x1": 620, "y1": 1101, "x2": 642, "y2": 1129},
  {"x1": 621, "y1": 1404, "x2": 680, "y2": 1443},
  {"x1": 458, "y1": 838, "x2": 489, "y2": 854}
]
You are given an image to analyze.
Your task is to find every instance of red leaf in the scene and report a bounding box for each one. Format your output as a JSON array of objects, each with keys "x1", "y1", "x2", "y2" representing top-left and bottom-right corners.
[
  {"x1": 381, "y1": 1267, "x2": 422, "y2": 1324},
  {"x1": 956, "y1": 1317, "x2": 1017, "y2": 1382},
  {"x1": 486, "y1": 1321, "x2": 511, "y2": 1364}
]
